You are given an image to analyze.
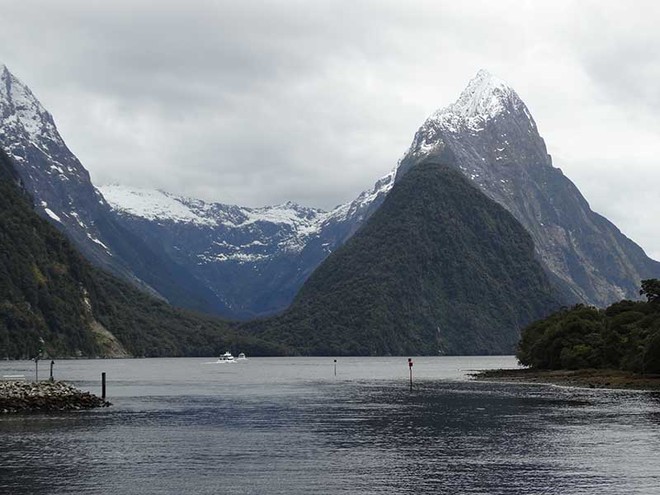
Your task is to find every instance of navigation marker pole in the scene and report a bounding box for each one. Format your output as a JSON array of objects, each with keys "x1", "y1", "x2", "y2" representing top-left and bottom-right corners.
[
  {"x1": 34, "y1": 337, "x2": 44, "y2": 382},
  {"x1": 101, "y1": 372, "x2": 106, "y2": 400},
  {"x1": 408, "y1": 358, "x2": 413, "y2": 391},
  {"x1": 334, "y1": 359, "x2": 337, "y2": 377}
]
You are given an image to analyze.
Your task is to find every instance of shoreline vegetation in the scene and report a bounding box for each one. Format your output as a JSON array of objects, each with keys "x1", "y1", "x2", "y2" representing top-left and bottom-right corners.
[
  {"x1": 0, "y1": 380, "x2": 110, "y2": 413},
  {"x1": 488, "y1": 280, "x2": 660, "y2": 391},
  {"x1": 471, "y1": 368, "x2": 660, "y2": 391}
]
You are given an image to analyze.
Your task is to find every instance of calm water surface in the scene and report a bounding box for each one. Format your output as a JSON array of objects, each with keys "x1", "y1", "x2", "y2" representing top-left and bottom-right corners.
[{"x1": 0, "y1": 356, "x2": 659, "y2": 494}]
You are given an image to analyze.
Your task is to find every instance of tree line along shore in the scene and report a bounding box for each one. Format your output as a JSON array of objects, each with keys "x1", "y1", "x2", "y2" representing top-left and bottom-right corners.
[{"x1": 474, "y1": 279, "x2": 660, "y2": 390}]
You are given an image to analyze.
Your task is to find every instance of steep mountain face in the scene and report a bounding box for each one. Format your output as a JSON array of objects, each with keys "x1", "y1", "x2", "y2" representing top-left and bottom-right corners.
[
  {"x1": 0, "y1": 64, "x2": 111, "y2": 267},
  {"x1": 244, "y1": 162, "x2": 563, "y2": 355},
  {"x1": 0, "y1": 148, "x2": 284, "y2": 358},
  {"x1": 399, "y1": 70, "x2": 660, "y2": 306},
  {"x1": 99, "y1": 172, "x2": 393, "y2": 318},
  {"x1": 0, "y1": 64, "x2": 255, "y2": 315}
]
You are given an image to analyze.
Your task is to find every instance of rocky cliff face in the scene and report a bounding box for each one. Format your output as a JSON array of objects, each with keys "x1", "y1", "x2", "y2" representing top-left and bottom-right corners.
[{"x1": 399, "y1": 70, "x2": 660, "y2": 305}]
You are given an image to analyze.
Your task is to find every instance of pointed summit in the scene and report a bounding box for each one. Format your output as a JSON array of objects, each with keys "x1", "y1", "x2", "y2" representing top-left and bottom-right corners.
[
  {"x1": 399, "y1": 68, "x2": 660, "y2": 308},
  {"x1": 401, "y1": 70, "x2": 538, "y2": 165},
  {"x1": 430, "y1": 69, "x2": 527, "y2": 132},
  {"x1": 0, "y1": 64, "x2": 61, "y2": 145},
  {"x1": 440, "y1": 70, "x2": 514, "y2": 114},
  {"x1": 0, "y1": 63, "x2": 122, "y2": 280}
]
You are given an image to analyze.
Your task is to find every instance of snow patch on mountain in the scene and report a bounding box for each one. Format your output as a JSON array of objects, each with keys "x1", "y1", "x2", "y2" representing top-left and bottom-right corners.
[
  {"x1": 44, "y1": 207, "x2": 61, "y2": 222},
  {"x1": 326, "y1": 169, "x2": 395, "y2": 224},
  {"x1": 100, "y1": 186, "x2": 218, "y2": 225},
  {"x1": 241, "y1": 202, "x2": 325, "y2": 233},
  {"x1": 98, "y1": 165, "x2": 395, "y2": 280}
]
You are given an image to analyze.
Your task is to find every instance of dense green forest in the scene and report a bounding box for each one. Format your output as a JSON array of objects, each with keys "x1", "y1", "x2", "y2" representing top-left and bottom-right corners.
[
  {"x1": 244, "y1": 161, "x2": 564, "y2": 355},
  {"x1": 0, "y1": 149, "x2": 285, "y2": 358},
  {"x1": 517, "y1": 279, "x2": 660, "y2": 373}
]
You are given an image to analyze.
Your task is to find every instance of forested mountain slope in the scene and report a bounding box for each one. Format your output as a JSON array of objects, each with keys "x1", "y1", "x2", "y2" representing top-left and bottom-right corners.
[
  {"x1": 243, "y1": 161, "x2": 564, "y2": 355},
  {"x1": 0, "y1": 148, "x2": 284, "y2": 358}
]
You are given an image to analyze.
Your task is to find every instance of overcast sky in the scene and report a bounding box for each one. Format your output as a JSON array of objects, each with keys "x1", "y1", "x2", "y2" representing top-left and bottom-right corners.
[{"x1": 0, "y1": 0, "x2": 658, "y2": 259}]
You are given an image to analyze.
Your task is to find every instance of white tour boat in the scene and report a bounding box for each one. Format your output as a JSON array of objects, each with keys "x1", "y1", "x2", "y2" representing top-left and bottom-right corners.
[{"x1": 217, "y1": 351, "x2": 236, "y2": 363}]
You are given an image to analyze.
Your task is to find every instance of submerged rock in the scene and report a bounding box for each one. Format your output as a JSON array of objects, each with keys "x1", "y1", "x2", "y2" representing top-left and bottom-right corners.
[{"x1": 0, "y1": 380, "x2": 111, "y2": 413}]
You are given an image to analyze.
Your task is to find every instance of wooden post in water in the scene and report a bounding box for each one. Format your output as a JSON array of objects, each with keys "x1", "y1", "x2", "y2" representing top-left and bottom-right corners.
[
  {"x1": 101, "y1": 372, "x2": 106, "y2": 400},
  {"x1": 49, "y1": 360, "x2": 54, "y2": 382},
  {"x1": 408, "y1": 358, "x2": 413, "y2": 391},
  {"x1": 334, "y1": 359, "x2": 337, "y2": 377}
]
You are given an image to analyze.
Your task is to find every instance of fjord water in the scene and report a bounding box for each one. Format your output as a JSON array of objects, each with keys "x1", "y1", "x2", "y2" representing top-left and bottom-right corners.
[{"x1": 1, "y1": 357, "x2": 659, "y2": 494}]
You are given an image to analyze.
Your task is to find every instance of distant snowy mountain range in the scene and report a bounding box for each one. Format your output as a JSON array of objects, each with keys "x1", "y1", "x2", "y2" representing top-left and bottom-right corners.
[
  {"x1": 99, "y1": 176, "x2": 394, "y2": 263},
  {"x1": 97, "y1": 174, "x2": 393, "y2": 318},
  {"x1": 1, "y1": 63, "x2": 658, "y2": 320}
]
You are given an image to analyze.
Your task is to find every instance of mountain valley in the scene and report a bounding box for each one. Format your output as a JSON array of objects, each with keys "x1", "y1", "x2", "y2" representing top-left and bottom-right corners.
[{"x1": 1, "y1": 64, "x2": 659, "y2": 356}]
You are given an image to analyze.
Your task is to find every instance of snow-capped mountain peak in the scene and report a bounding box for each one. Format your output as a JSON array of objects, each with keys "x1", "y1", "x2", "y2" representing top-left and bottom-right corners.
[
  {"x1": 0, "y1": 64, "x2": 91, "y2": 198},
  {"x1": 427, "y1": 69, "x2": 530, "y2": 137},
  {"x1": 402, "y1": 70, "x2": 535, "y2": 163},
  {"x1": 433, "y1": 69, "x2": 516, "y2": 124},
  {"x1": 396, "y1": 67, "x2": 660, "y2": 309},
  {"x1": 0, "y1": 64, "x2": 122, "y2": 274},
  {"x1": 0, "y1": 65, "x2": 62, "y2": 145}
]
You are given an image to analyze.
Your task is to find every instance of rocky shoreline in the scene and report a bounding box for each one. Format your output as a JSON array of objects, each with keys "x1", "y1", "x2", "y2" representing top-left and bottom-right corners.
[
  {"x1": 0, "y1": 380, "x2": 111, "y2": 413},
  {"x1": 471, "y1": 368, "x2": 660, "y2": 391}
]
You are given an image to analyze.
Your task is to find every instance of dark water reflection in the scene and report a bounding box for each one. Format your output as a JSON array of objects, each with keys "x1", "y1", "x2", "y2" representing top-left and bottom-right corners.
[
  {"x1": 1, "y1": 357, "x2": 659, "y2": 494},
  {"x1": 314, "y1": 382, "x2": 659, "y2": 494}
]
